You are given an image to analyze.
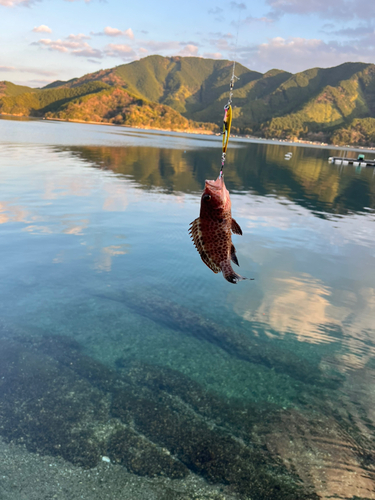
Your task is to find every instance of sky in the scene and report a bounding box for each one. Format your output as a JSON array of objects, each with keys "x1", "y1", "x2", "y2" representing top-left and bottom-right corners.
[{"x1": 1, "y1": 0, "x2": 375, "y2": 87}]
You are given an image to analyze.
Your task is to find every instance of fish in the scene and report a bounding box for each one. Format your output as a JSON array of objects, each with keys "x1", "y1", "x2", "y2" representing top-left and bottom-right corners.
[{"x1": 189, "y1": 174, "x2": 247, "y2": 284}]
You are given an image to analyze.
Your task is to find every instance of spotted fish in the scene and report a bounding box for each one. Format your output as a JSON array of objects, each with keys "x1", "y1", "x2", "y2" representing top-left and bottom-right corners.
[{"x1": 189, "y1": 175, "x2": 246, "y2": 284}]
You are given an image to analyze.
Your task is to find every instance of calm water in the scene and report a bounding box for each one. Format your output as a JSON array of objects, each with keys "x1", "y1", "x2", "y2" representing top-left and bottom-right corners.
[{"x1": 1, "y1": 117, "x2": 375, "y2": 499}]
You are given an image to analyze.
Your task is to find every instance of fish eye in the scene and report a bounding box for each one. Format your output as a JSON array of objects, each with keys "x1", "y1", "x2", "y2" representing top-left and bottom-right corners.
[{"x1": 203, "y1": 194, "x2": 211, "y2": 201}]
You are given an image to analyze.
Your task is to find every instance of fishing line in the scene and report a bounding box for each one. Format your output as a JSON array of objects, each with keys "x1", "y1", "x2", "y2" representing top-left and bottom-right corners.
[{"x1": 220, "y1": 3, "x2": 243, "y2": 179}]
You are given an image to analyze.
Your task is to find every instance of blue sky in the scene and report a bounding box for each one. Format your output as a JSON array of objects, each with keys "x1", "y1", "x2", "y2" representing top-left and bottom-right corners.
[{"x1": 1, "y1": 0, "x2": 375, "y2": 87}]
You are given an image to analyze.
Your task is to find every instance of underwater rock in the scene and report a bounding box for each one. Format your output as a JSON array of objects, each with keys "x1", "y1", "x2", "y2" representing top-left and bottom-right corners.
[
  {"x1": 261, "y1": 405, "x2": 375, "y2": 499},
  {"x1": 107, "y1": 427, "x2": 189, "y2": 478},
  {"x1": 0, "y1": 338, "x2": 107, "y2": 468},
  {"x1": 121, "y1": 360, "x2": 269, "y2": 440},
  {"x1": 95, "y1": 289, "x2": 342, "y2": 389},
  {"x1": 0, "y1": 334, "x2": 363, "y2": 499},
  {"x1": 110, "y1": 387, "x2": 317, "y2": 499}
]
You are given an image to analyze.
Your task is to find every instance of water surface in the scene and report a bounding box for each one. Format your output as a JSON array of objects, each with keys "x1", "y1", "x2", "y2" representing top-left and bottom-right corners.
[{"x1": 1, "y1": 118, "x2": 375, "y2": 499}]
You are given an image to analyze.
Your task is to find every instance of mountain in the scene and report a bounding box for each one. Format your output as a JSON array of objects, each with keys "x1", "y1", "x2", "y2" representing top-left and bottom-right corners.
[
  {"x1": 45, "y1": 86, "x2": 216, "y2": 133},
  {"x1": 2, "y1": 56, "x2": 375, "y2": 145},
  {"x1": 0, "y1": 78, "x2": 215, "y2": 133},
  {"x1": 0, "y1": 81, "x2": 108, "y2": 116},
  {"x1": 0, "y1": 81, "x2": 34, "y2": 98},
  {"x1": 330, "y1": 117, "x2": 375, "y2": 147}
]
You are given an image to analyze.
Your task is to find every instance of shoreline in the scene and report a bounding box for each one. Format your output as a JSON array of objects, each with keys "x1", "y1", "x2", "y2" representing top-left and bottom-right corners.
[
  {"x1": 1, "y1": 112, "x2": 375, "y2": 153},
  {"x1": 0, "y1": 435, "x2": 234, "y2": 500},
  {"x1": 45, "y1": 116, "x2": 216, "y2": 136}
]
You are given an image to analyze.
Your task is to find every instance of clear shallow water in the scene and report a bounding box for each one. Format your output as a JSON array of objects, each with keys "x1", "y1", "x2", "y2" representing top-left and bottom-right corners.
[{"x1": 1, "y1": 118, "x2": 375, "y2": 499}]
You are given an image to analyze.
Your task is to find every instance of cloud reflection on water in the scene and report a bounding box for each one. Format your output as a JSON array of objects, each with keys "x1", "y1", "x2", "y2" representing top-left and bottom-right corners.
[
  {"x1": 234, "y1": 193, "x2": 375, "y2": 370},
  {"x1": 1, "y1": 138, "x2": 375, "y2": 372}
]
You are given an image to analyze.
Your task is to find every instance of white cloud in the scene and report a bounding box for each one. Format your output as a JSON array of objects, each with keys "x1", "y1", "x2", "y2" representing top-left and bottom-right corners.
[
  {"x1": 0, "y1": 65, "x2": 15, "y2": 71},
  {"x1": 0, "y1": 0, "x2": 31, "y2": 5},
  {"x1": 210, "y1": 37, "x2": 232, "y2": 51},
  {"x1": 27, "y1": 78, "x2": 53, "y2": 86},
  {"x1": 239, "y1": 36, "x2": 375, "y2": 73},
  {"x1": 178, "y1": 44, "x2": 199, "y2": 57},
  {"x1": 67, "y1": 33, "x2": 91, "y2": 40},
  {"x1": 32, "y1": 25, "x2": 52, "y2": 33},
  {"x1": 203, "y1": 52, "x2": 223, "y2": 59},
  {"x1": 105, "y1": 43, "x2": 136, "y2": 59},
  {"x1": 260, "y1": 35, "x2": 322, "y2": 51},
  {"x1": 0, "y1": 65, "x2": 56, "y2": 76},
  {"x1": 244, "y1": 15, "x2": 274, "y2": 24},
  {"x1": 105, "y1": 43, "x2": 133, "y2": 53},
  {"x1": 102, "y1": 27, "x2": 134, "y2": 39},
  {"x1": 72, "y1": 47, "x2": 102, "y2": 58},
  {"x1": 35, "y1": 38, "x2": 72, "y2": 53},
  {"x1": 327, "y1": 25, "x2": 375, "y2": 38},
  {"x1": 104, "y1": 26, "x2": 123, "y2": 37},
  {"x1": 140, "y1": 40, "x2": 180, "y2": 52},
  {"x1": 1, "y1": 0, "x2": 90, "y2": 4},
  {"x1": 124, "y1": 28, "x2": 134, "y2": 40},
  {"x1": 266, "y1": 0, "x2": 375, "y2": 20},
  {"x1": 33, "y1": 37, "x2": 102, "y2": 59},
  {"x1": 19, "y1": 67, "x2": 56, "y2": 75}
]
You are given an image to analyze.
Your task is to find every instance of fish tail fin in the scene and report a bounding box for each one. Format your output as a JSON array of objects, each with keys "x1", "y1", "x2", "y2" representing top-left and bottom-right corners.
[{"x1": 221, "y1": 261, "x2": 250, "y2": 284}]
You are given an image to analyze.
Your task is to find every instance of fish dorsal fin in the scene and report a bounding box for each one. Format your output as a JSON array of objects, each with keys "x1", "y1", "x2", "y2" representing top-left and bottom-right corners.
[
  {"x1": 231, "y1": 218, "x2": 242, "y2": 235},
  {"x1": 189, "y1": 218, "x2": 221, "y2": 273},
  {"x1": 231, "y1": 243, "x2": 239, "y2": 266}
]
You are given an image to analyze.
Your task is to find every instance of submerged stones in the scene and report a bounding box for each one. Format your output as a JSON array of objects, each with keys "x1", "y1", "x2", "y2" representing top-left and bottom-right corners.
[
  {"x1": 0, "y1": 335, "x2": 322, "y2": 499},
  {"x1": 95, "y1": 289, "x2": 343, "y2": 390},
  {"x1": 0, "y1": 338, "x2": 107, "y2": 468},
  {"x1": 108, "y1": 428, "x2": 188, "y2": 478}
]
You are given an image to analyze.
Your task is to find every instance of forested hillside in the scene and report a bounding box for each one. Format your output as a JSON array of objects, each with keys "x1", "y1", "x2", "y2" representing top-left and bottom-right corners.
[{"x1": 2, "y1": 56, "x2": 375, "y2": 145}]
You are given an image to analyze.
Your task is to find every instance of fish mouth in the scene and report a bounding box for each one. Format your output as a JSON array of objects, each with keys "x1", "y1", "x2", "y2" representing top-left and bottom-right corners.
[{"x1": 205, "y1": 176, "x2": 224, "y2": 190}]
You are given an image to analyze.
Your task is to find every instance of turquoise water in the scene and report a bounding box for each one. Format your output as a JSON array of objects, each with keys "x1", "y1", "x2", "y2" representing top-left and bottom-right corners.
[{"x1": 1, "y1": 118, "x2": 375, "y2": 498}]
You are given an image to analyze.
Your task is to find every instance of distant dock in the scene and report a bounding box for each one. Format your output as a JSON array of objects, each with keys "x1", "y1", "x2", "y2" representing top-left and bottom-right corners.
[{"x1": 328, "y1": 154, "x2": 375, "y2": 167}]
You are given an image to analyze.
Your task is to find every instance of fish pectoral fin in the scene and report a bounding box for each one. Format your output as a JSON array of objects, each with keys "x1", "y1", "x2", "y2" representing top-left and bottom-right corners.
[
  {"x1": 189, "y1": 218, "x2": 220, "y2": 273},
  {"x1": 231, "y1": 218, "x2": 243, "y2": 235},
  {"x1": 231, "y1": 244, "x2": 239, "y2": 266}
]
